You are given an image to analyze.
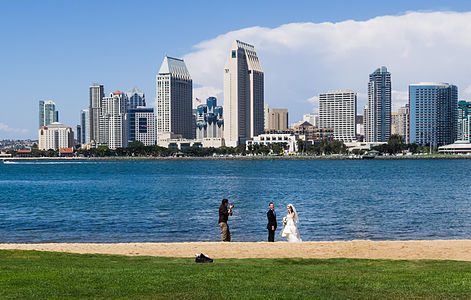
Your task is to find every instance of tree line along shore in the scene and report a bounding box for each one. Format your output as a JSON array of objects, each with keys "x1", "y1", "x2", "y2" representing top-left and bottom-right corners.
[{"x1": 2, "y1": 134, "x2": 465, "y2": 160}]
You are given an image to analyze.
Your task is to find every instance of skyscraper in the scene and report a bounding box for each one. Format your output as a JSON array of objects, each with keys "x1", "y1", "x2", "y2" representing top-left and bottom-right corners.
[
  {"x1": 266, "y1": 109, "x2": 289, "y2": 131},
  {"x1": 155, "y1": 56, "x2": 193, "y2": 139},
  {"x1": 223, "y1": 40, "x2": 264, "y2": 146},
  {"x1": 319, "y1": 90, "x2": 357, "y2": 142},
  {"x1": 126, "y1": 87, "x2": 146, "y2": 109},
  {"x1": 356, "y1": 115, "x2": 364, "y2": 139},
  {"x1": 364, "y1": 66, "x2": 391, "y2": 142},
  {"x1": 76, "y1": 125, "x2": 82, "y2": 144},
  {"x1": 457, "y1": 100, "x2": 471, "y2": 141},
  {"x1": 80, "y1": 109, "x2": 89, "y2": 145},
  {"x1": 89, "y1": 83, "x2": 104, "y2": 144},
  {"x1": 100, "y1": 91, "x2": 128, "y2": 148},
  {"x1": 128, "y1": 107, "x2": 156, "y2": 145},
  {"x1": 39, "y1": 100, "x2": 59, "y2": 128},
  {"x1": 396, "y1": 104, "x2": 410, "y2": 143},
  {"x1": 195, "y1": 97, "x2": 224, "y2": 139},
  {"x1": 391, "y1": 112, "x2": 398, "y2": 135},
  {"x1": 409, "y1": 83, "x2": 458, "y2": 146}
]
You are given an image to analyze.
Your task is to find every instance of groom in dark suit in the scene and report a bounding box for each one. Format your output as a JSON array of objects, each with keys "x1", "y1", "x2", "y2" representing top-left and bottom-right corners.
[{"x1": 267, "y1": 202, "x2": 277, "y2": 242}]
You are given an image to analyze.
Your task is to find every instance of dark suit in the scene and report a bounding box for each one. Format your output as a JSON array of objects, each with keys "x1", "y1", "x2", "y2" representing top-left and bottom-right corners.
[{"x1": 267, "y1": 209, "x2": 277, "y2": 242}]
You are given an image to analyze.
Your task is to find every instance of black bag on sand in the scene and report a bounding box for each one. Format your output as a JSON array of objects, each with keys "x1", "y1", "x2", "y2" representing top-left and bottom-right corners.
[{"x1": 195, "y1": 253, "x2": 213, "y2": 263}]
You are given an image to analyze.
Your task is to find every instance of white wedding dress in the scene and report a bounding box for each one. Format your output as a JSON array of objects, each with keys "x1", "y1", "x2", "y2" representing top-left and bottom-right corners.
[{"x1": 281, "y1": 213, "x2": 302, "y2": 242}]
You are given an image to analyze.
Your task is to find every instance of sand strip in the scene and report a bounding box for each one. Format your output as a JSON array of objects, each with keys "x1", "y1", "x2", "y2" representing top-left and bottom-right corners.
[{"x1": 1, "y1": 240, "x2": 471, "y2": 261}]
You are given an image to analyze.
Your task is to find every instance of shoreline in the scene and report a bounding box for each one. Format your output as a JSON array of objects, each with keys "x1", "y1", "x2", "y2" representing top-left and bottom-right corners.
[
  {"x1": 2, "y1": 154, "x2": 470, "y2": 161},
  {"x1": 2, "y1": 240, "x2": 471, "y2": 261}
]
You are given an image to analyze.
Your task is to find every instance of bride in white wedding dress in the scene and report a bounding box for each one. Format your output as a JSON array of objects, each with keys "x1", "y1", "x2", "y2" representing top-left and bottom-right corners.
[{"x1": 280, "y1": 204, "x2": 302, "y2": 242}]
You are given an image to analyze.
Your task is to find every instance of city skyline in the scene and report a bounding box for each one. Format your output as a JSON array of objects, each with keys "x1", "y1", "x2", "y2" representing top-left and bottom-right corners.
[{"x1": 3, "y1": 1, "x2": 471, "y2": 139}]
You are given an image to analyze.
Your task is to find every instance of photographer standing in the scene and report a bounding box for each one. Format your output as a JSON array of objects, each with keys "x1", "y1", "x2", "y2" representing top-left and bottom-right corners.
[{"x1": 218, "y1": 199, "x2": 233, "y2": 242}]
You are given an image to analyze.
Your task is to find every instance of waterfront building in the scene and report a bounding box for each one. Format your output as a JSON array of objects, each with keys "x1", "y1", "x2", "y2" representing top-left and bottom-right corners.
[
  {"x1": 223, "y1": 40, "x2": 264, "y2": 146},
  {"x1": 396, "y1": 104, "x2": 410, "y2": 143},
  {"x1": 292, "y1": 121, "x2": 334, "y2": 145},
  {"x1": 156, "y1": 56, "x2": 193, "y2": 140},
  {"x1": 319, "y1": 90, "x2": 357, "y2": 142},
  {"x1": 80, "y1": 109, "x2": 89, "y2": 145},
  {"x1": 356, "y1": 115, "x2": 364, "y2": 140},
  {"x1": 438, "y1": 140, "x2": 471, "y2": 153},
  {"x1": 158, "y1": 132, "x2": 224, "y2": 149},
  {"x1": 303, "y1": 113, "x2": 319, "y2": 127},
  {"x1": 345, "y1": 141, "x2": 387, "y2": 152},
  {"x1": 126, "y1": 87, "x2": 145, "y2": 109},
  {"x1": 195, "y1": 97, "x2": 224, "y2": 139},
  {"x1": 457, "y1": 100, "x2": 471, "y2": 141},
  {"x1": 266, "y1": 108, "x2": 288, "y2": 131},
  {"x1": 38, "y1": 122, "x2": 74, "y2": 150},
  {"x1": 128, "y1": 107, "x2": 156, "y2": 146},
  {"x1": 89, "y1": 83, "x2": 105, "y2": 145},
  {"x1": 246, "y1": 133, "x2": 298, "y2": 152},
  {"x1": 76, "y1": 125, "x2": 82, "y2": 144},
  {"x1": 391, "y1": 113, "x2": 398, "y2": 135},
  {"x1": 264, "y1": 103, "x2": 270, "y2": 130},
  {"x1": 100, "y1": 91, "x2": 128, "y2": 148},
  {"x1": 39, "y1": 100, "x2": 58, "y2": 128},
  {"x1": 364, "y1": 66, "x2": 391, "y2": 142},
  {"x1": 409, "y1": 83, "x2": 458, "y2": 146}
]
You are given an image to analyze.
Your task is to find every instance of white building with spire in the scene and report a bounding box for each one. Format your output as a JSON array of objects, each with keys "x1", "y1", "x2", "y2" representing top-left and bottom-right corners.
[
  {"x1": 155, "y1": 56, "x2": 193, "y2": 141},
  {"x1": 223, "y1": 40, "x2": 264, "y2": 147}
]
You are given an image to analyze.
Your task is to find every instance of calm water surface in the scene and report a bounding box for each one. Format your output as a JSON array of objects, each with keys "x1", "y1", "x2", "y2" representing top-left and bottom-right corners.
[{"x1": 0, "y1": 159, "x2": 470, "y2": 242}]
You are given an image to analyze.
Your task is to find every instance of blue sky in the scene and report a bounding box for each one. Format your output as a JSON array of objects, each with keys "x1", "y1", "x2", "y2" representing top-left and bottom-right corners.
[{"x1": 2, "y1": 0, "x2": 471, "y2": 139}]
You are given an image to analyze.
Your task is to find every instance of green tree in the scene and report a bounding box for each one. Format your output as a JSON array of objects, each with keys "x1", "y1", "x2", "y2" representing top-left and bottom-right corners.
[{"x1": 297, "y1": 139, "x2": 306, "y2": 154}]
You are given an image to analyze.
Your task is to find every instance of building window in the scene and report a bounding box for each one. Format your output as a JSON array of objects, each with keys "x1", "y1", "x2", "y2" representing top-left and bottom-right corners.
[
  {"x1": 232, "y1": 50, "x2": 236, "y2": 58},
  {"x1": 138, "y1": 118, "x2": 148, "y2": 133}
]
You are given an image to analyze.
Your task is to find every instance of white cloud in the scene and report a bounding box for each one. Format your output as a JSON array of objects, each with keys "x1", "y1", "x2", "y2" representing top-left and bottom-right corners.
[
  {"x1": 183, "y1": 11, "x2": 471, "y2": 120},
  {"x1": 463, "y1": 85, "x2": 471, "y2": 98},
  {"x1": 392, "y1": 90, "x2": 409, "y2": 112},
  {"x1": 0, "y1": 122, "x2": 28, "y2": 134},
  {"x1": 306, "y1": 96, "x2": 319, "y2": 113}
]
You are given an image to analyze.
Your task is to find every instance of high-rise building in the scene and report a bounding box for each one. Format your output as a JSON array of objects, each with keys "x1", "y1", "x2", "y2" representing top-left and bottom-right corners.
[
  {"x1": 89, "y1": 83, "x2": 105, "y2": 144},
  {"x1": 356, "y1": 115, "x2": 364, "y2": 139},
  {"x1": 128, "y1": 107, "x2": 156, "y2": 146},
  {"x1": 396, "y1": 104, "x2": 410, "y2": 143},
  {"x1": 223, "y1": 40, "x2": 264, "y2": 146},
  {"x1": 264, "y1": 103, "x2": 270, "y2": 130},
  {"x1": 100, "y1": 91, "x2": 128, "y2": 148},
  {"x1": 364, "y1": 66, "x2": 391, "y2": 142},
  {"x1": 303, "y1": 113, "x2": 319, "y2": 127},
  {"x1": 39, "y1": 100, "x2": 59, "y2": 128},
  {"x1": 80, "y1": 109, "x2": 89, "y2": 145},
  {"x1": 458, "y1": 100, "x2": 471, "y2": 142},
  {"x1": 319, "y1": 90, "x2": 357, "y2": 142},
  {"x1": 76, "y1": 125, "x2": 82, "y2": 144},
  {"x1": 156, "y1": 56, "x2": 193, "y2": 140},
  {"x1": 266, "y1": 109, "x2": 288, "y2": 131},
  {"x1": 195, "y1": 97, "x2": 224, "y2": 139},
  {"x1": 38, "y1": 122, "x2": 74, "y2": 150},
  {"x1": 391, "y1": 112, "x2": 398, "y2": 135},
  {"x1": 409, "y1": 83, "x2": 458, "y2": 146},
  {"x1": 126, "y1": 87, "x2": 146, "y2": 109}
]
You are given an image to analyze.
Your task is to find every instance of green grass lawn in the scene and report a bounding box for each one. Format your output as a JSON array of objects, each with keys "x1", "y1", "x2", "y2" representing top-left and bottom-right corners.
[{"x1": 0, "y1": 250, "x2": 470, "y2": 299}]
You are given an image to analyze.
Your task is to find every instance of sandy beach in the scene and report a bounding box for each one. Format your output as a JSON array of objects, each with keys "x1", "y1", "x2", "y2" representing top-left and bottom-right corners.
[{"x1": 1, "y1": 240, "x2": 471, "y2": 261}]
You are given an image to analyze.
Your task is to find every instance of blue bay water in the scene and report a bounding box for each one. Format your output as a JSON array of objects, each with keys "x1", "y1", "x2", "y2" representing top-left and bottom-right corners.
[{"x1": 0, "y1": 159, "x2": 471, "y2": 242}]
